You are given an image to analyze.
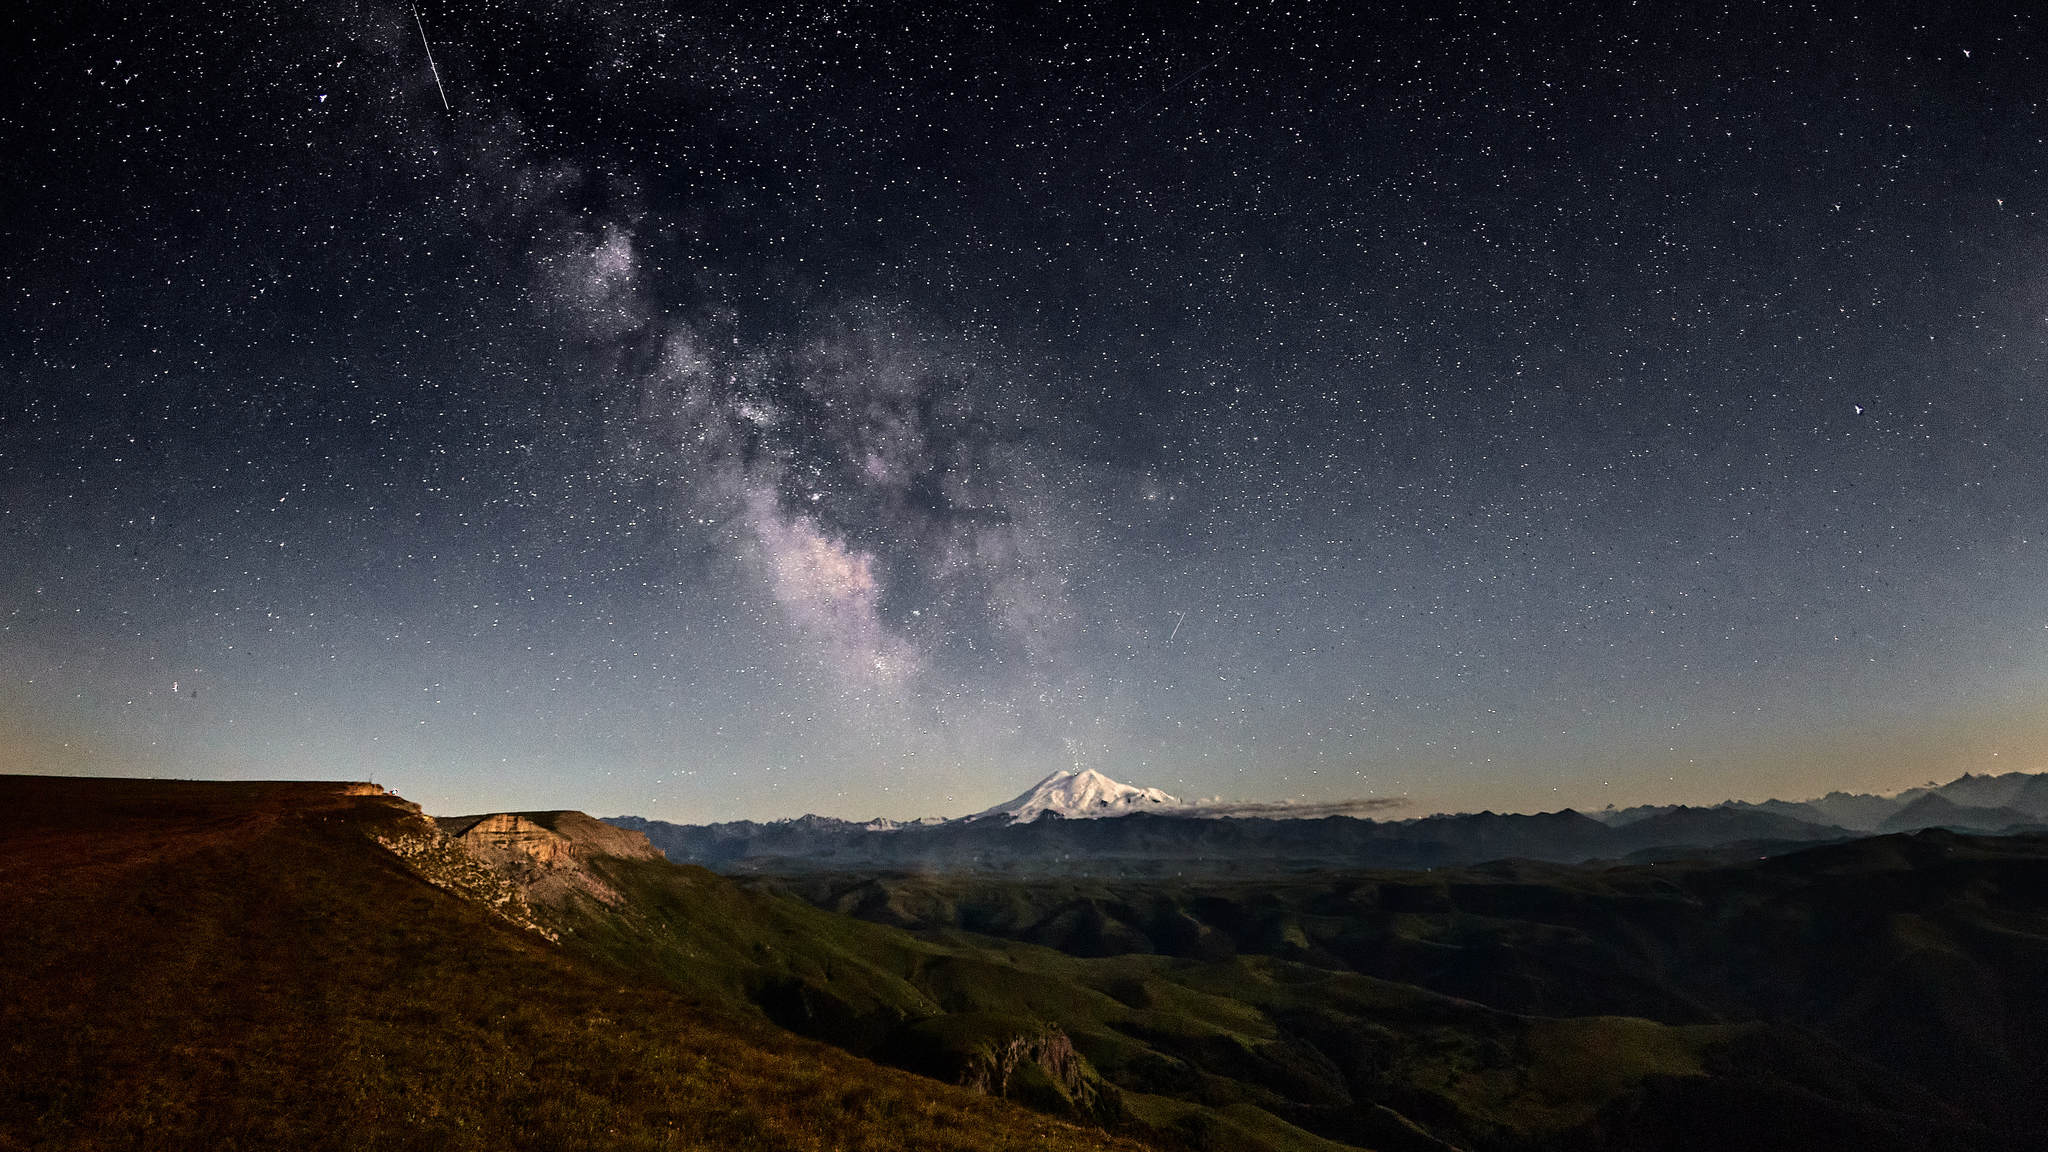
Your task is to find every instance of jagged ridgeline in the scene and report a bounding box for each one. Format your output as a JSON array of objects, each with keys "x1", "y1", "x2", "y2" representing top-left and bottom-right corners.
[
  {"x1": 607, "y1": 768, "x2": 2048, "y2": 875},
  {"x1": 7, "y1": 774, "x2": 2048, "y2": 1151}
]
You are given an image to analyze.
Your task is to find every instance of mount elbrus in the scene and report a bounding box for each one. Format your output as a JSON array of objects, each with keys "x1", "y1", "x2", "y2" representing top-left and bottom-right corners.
[{"x1": 971, "y1": 769, "x2": 1188, "y2": 823}]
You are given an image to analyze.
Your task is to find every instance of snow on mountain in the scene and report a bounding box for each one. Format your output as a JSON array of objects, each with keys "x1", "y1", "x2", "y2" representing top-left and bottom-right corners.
[
  {"x1": 968, "y1": 768, "x2": 1185, "y2": 824},
  {"x1": 861, "y1": 815, "x2": 949, "y2": 832}
]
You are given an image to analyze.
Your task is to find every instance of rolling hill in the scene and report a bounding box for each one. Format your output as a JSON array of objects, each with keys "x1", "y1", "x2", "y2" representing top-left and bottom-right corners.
[
  {"x1": 0, "y1": 776, "x2": 1140, "y2": 1152},
  {"x1": 8, "y1": 774, "x2": 2046, "y2": 1151}
]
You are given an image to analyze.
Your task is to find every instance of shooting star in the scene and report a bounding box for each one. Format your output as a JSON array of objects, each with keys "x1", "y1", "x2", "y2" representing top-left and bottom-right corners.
[
  {"x1": 412, "y1": 1, "x2": 451, "y2": 111},
  {"x1": 1168, "y1": 611, "x2": 1187, "y2": 642}
]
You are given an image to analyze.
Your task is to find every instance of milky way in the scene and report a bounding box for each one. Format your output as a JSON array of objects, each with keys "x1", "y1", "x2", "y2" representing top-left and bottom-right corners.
[{"x1": 3, "y1": 1, "x2": 2046, "y2": 820}]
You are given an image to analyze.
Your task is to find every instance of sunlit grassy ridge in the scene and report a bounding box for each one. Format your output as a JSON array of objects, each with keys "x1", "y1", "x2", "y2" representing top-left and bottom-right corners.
[{"x1": 0, "y1": 777, "x2": 1142, "y2": 1152}]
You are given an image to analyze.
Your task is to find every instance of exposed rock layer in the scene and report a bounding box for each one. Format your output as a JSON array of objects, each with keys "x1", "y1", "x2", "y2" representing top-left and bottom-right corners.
[{"x1": 375, "y1": 807, "x2": 663, "y2": 935}]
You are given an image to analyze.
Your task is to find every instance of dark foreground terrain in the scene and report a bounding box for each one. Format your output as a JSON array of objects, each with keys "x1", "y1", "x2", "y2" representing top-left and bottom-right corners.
[
  {"x1": 0, "y1": 776, "x2": 1140, "y2": 1152},
  {"x1": 5, "y1": 775, "x2": 2046, "y2": 1152}
]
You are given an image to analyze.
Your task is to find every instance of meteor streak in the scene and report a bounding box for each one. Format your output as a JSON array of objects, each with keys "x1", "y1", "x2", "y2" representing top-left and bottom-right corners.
[{"x1": 412, "y1": 1, "x2": 451, "y2": 111}]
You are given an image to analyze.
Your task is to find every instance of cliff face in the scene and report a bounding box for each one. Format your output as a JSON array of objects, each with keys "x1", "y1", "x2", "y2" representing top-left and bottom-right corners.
[
  {"x1": 527, "y1": 811, "x2": 667, "y2": 862},
  {"x1": 374, "y1": 813, "x2": 558, "y2": 941},
  {"x1": 429, "y1": 810, "x2": 663, "y2": 910},
  {"x1": 439, "y1": 810, "x2": 664, "y2": 864},
  {"x1": 449, "y1": 813, "x2": 580, "y2": 866},
  {"x1": 373, "y1": 808, "x2": 665, "y2": 937}
]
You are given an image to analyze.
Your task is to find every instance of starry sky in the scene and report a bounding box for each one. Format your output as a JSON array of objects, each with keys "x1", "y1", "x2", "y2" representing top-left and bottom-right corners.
[{"x1": 4, "y1": 0, "x2": 2047, "y2": 822}]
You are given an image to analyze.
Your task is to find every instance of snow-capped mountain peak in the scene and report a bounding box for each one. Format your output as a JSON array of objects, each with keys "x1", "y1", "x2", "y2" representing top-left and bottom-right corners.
[{"x1": 968, "y1": 768, "x2": 1184, "y2": 824}]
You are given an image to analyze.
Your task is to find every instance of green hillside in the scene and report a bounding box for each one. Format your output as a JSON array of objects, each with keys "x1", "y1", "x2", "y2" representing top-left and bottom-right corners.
[
  {"x1": 553, "y1": 853, "x2": 1752, "y2": 1150},
  {"x1": 755, "y1": 839, "x2": 2048, "y2": 1147},
  {"x1": 528, "y1": 829, "x2": 2037, "y2": 1150},
  {"x1": 0, "y1": 776, "x2": 1141, "y2": 1152}
]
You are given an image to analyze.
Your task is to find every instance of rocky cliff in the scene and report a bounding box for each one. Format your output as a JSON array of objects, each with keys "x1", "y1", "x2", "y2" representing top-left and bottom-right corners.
[{"x1": 375, "y1": 807, "x2": 664, "y2": 936}]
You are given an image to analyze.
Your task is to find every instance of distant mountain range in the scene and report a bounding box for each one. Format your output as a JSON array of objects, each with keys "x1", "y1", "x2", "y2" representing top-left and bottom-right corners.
[
  {"x1": 607, "y1": 768, "x2": 2048, "y2": 875},
  {"x1": 1592, "y1": 770, "x2": 2048, "y2": 833}
]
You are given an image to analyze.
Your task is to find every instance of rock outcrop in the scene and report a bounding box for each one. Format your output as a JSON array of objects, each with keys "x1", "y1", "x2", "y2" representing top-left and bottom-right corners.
[
  {"x1": 964, "y1": 1025, "x2": 1122, "y2": 1125},
  {"x1": 431, "y1": 810, "x2": 662, "y2": 908},
  {"x1": 893, "y1": 1017, "x2": 1122, "y2": 1126},
  {"x1": 441, "y1": 811, "x2": 665, "y2": 864},
  {"x1": 374, "y1": 807, "x2": 663, "y2": 937},
  {"x1": 373, "y1": 810, "x2": 559, "y2": 940}
]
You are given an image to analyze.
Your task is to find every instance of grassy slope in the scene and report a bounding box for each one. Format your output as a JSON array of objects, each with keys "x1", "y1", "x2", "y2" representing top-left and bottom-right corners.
[
  {"x1": 755, "y1": 839, "x2": 2048, "y2": 1147},
  {"x1": 0, "y1": 776, "x2": 1143, "y2": 1152},
  {"x1": 12, "y1": 776, "x2": 2033, "y2": 1152},
  {"x1": 551, "y1": 853, "x2": 1770, "y2": 1152}
]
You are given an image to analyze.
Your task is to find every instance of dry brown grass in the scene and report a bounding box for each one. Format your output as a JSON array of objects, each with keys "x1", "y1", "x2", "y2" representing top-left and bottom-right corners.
[{"x1": 0, "y1": 776, "x2": 1146, "y2": 1152}]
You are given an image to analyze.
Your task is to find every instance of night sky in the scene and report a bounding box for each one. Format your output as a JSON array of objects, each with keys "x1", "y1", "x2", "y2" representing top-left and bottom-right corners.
[{"x1": 4, "y1": 1, "x2": 2046, "y2": 822}]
